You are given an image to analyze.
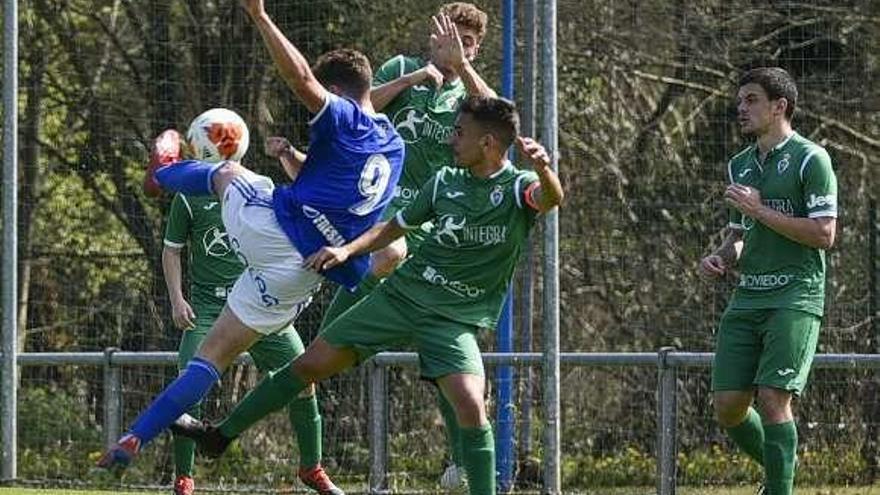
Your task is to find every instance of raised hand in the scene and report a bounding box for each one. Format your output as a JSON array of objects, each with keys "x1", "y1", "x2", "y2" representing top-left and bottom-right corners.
[
  {"x1": 430, "y1": 14, "x2": 466, "y2": 72},
  {"x1": 264, "y1": 136, "x2": 292, "y2": 159},
  {"x1": 516, "y1": 136, "x2": 552, "y2": 171}
]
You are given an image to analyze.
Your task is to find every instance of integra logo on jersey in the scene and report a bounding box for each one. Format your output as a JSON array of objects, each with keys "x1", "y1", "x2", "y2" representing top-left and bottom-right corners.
[
  {"x1": 738, "y1": 273, "x2": 793, "y2": 290},
  {"x1": 434, "y1": 214, "x2": 508, "y2": 247},
  {"x1": 422, "y1": 265, "x2": 486, "y2": 298},
  {"x1": 392, "y1": 107, "x2": 453, "y2": 145},
  {"x1": 302, "y1": 205, "x2": 346, "y2": 247},
  {"x1": 806, "y1": 194, "x2": 836, "y2": 209}
]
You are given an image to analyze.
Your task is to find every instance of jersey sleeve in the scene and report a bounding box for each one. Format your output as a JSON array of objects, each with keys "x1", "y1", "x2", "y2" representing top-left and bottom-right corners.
[
  {"x1": 396, "y1": 171, "x2": 440, "y2": 229},
  {"x1": 515, "y1": 169, "x2": 541, "y2": 210},
  {"x1": 308, "y1": 93, "x2": 355, "y2": 142},
  {"x1": 726, "y1": 160, "x2": 746, "y2": 229},
  {"x1": 800, "y1": 147, "x2": 838, "y2": 218},
  {"x1": 164, "y1": 193, "x2": 192, "y2": 248},
  {"x1": 373, "y1": 55, "x2": 409, "y2": 86}
]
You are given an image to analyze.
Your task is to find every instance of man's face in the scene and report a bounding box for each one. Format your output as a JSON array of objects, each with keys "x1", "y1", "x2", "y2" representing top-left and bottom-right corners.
[
  {"x1": 736, "y1": 83, "x2": 786, "y2": 136},
  {"x1": 449, "y1": 113, "x2": 485, "y2": 167},
  {"x1": 457, "y1": 25, "x2": 482, "y2": 62}
]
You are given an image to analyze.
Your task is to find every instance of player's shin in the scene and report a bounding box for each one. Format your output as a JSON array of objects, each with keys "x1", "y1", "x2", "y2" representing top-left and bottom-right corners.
[
  {"x1": 218, "y1": 361, "x2": 308, "y2": 439},
  {"x1": 763, "y1": 421, "x2": 797, "y2": 495},
  {"x1": 129, "y1": 357, "x2": 220, "y2": 446},
  {"x1": 288, "y1": 392, "x2": 323, "y2": 468},
  {"x1": 725, "y1": 407, "x2": 765, "y2": 466},
  {"x1": 460, "y1": 423, "x2": 496, "y2": 495}
]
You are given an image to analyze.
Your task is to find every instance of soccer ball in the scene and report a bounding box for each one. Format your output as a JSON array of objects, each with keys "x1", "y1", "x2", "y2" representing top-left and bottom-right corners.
[{"x1": 186, "y1": 108, "x2": 250, "y2": 163}]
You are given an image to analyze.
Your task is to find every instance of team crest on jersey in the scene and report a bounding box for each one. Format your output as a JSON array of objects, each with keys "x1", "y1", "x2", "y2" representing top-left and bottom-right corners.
[
  {"x1": 490, "y1": 185, "x2": 504, "y2": 206},
  {"x1": 777, "y1": 153, "x2": 791, "y2": 175}
]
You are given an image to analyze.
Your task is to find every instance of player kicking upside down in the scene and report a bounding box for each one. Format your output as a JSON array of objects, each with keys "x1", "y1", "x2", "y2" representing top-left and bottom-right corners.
[
  {"x1": 96, "y1": 1, "x2": 404, "y2": 493},
  {"x1": 172, "y1": 96, "x2": 564, "y2": 495}
]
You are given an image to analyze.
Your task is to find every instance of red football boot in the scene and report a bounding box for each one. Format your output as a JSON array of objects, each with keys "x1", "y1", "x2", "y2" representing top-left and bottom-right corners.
[{"x1": 143, "y1": 129, "x2": 183, "y2": 197}]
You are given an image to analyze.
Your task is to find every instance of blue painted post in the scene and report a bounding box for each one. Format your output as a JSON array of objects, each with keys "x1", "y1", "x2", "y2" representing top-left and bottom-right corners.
[{"x1": 496, "y1": 0, "x2": 516, "y2": 491}]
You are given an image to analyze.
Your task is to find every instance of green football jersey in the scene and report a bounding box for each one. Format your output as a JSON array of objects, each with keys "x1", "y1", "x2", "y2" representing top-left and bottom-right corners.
[
  {"x1": 374, "y1": 55, "x2": 468, "y2": 214},
  {"x1": 164, "y1": 193, "x2": 242, "y2": 308},
  {"x1": 385, "y1": 163, "x2": 540, "y2": 328},
  {"x1": 726, "y1": 132, "x2": 838, "y2": 316}
]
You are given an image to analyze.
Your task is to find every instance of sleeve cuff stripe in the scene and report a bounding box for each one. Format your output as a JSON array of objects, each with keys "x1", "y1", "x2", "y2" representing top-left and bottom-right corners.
[
  {"x1": 808, "y1": 211, "x2": 838, "y2": 218},
  {"x1": 164, "y1": 240, "x2": 185, "y2": 248},
  {"x1": 727, "y1": 222, "x2": 745, "y2": 229},
  {"x1": 395, "y1": 211, "x2": 418, "y2": 230},
  {"x1": 308, "y1": 94, "x2": 333, "y2": 126}
]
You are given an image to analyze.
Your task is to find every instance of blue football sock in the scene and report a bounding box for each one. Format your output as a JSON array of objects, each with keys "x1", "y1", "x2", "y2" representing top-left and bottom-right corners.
[
  {"x1": 154, "y1": 159, "x2": 225, "y2": 196},
  {"x1": 129, "y1": 357, "x2": 220, "y2": 446}
]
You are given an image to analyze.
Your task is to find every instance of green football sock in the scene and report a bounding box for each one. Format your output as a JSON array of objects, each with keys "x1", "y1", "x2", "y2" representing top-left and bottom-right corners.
[
  {"x1": 725, "y1": 407, "x2": 765, "y2": 466},
  {"x1": 288, "y1": 394, "x2": 322, "y2": 468},
  {"x1": 763, "y1": 421, "x2": 797, "y2": 495},
  {"x1": 319, "y1": 275, "x2": 378, "y2": 329},
  {"x1": 461, "y1": 424, "x2": 495, "y2": 495},
  {"x1": 173, "y1": 403, "x2": 201, "y2": 477},
  {"x1": 218, "y1": 363, "x2": 306, "y2": 439},
  {"x1": 437, "y1": 391, "x2": 463, "y2": 465}
]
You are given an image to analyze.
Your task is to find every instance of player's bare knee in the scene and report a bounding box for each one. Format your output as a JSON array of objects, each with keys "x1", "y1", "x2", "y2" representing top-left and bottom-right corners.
[
  {"x1": 453, "y1": 396, "x2": 486, "y2": 427},
  {"x1": 756, "y1": 387, "x2": 793, "y2": 423},
  {"x1": 713, "y1": 393, "x2": 752, "y2": 427},
  {"x1": 291, "y1": 354, "x2": 325, "y2": 383}
]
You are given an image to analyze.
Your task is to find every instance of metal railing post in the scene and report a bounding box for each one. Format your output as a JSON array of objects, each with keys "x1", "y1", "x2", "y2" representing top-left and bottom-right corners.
[
  {"x1": 368, "y1": 360, "x2": 389, "y2": 494},
  {"x1": 103, "y1": 348, "x2": 121, "y2": 447},
  {"x1": 657, "y1": 347, "x2": 678, "y2": 495}
]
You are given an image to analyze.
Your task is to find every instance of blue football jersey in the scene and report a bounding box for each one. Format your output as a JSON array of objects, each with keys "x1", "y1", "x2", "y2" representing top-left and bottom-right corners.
[{"x1": 272, "y1": 93, "x2": 405, "y2": 289}]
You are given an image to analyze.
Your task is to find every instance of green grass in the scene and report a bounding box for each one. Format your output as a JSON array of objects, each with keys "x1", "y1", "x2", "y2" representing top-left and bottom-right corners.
[{"x1": 5, "y1": 487, "x2": 880, "y2": 495}]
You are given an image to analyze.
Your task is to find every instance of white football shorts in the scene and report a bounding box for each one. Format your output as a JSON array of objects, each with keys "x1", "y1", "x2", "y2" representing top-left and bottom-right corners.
[{"x1": 221, "y1": 170, "x2": 322, "y2": 335}]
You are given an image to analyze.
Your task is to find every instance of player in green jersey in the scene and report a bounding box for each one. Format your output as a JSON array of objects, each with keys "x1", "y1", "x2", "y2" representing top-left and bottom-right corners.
[
  {"x1": 173, "y1": 96, "x2": 563, "y2": 495},
  {"x1": 162, "y1": 192, "x2": 341, "y2": 495},
  {"x1": 699, "y1": 67, "x2": 838, "y2": 495},
  {"x1": 321, "y1": 4, "x2": 496, "y2": 486}
]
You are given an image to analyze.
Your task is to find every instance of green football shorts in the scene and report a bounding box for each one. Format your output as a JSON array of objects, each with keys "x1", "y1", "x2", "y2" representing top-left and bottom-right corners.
[
  {"x1": 320, "y1": 285, "x2": 485, "y2": 379},
  {"x1": 711, "y1": 307, "x2": 821, "y2": 395}
]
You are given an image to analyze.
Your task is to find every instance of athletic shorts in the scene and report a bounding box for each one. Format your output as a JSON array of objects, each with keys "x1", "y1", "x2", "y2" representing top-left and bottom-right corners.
[
  {"x1": 712, "y1": 307, "x2": 821, "y2": 395},
  {"x1": 222, "y1": 171, "x2": 322, "y2": 335},
  {"x1": 320, "y1": 285, "x2": 485, "y2": 379}
]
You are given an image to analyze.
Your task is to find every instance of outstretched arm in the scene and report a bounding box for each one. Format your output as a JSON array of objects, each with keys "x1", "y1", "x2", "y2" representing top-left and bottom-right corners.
[
  {"x1": 517, "y1": 137, "x2": 564, "y2": 213},
  {"x1": 265, "y1": 136, "x2": 306, "y2": 181},
  {"x1": 304, "y1": 221, "x2": 408, "y2": 272},
  {"x1": 242, "y1": 0, "x2": 326, "y2": 113},
  {"x1": 371, "y1": 63, "x2": 444, "y2": 111}
]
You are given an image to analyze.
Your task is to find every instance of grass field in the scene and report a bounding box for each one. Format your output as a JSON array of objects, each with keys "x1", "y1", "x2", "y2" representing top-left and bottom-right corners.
[{"x1": 5, "y1": 487, "x2": 880, "y2": 495}]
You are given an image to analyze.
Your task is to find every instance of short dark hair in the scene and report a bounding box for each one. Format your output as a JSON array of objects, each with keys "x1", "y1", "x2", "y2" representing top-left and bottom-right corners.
[
  {"x1": 439, "y1": 2, "x2": 488, "y2": 41},
  {"x1": 738, "y1": 67, "x2": 798, "y2": 120},
  {"x1": 459, "y1": 96, "x2": 520, "y2": 148},
  {"x1": 313, "y1": 48, "x2": 372, "y2": 99}
]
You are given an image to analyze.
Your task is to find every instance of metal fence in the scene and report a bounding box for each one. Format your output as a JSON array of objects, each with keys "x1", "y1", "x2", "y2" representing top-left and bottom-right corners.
[{"x1": 10, "y1": 349, "x2": 880, "y2": 494}]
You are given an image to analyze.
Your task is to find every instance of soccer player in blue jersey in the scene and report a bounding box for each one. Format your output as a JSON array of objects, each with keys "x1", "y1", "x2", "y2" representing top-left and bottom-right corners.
[{"x1": 96, "y1": 0, "x2": 404, "y2": 486}]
